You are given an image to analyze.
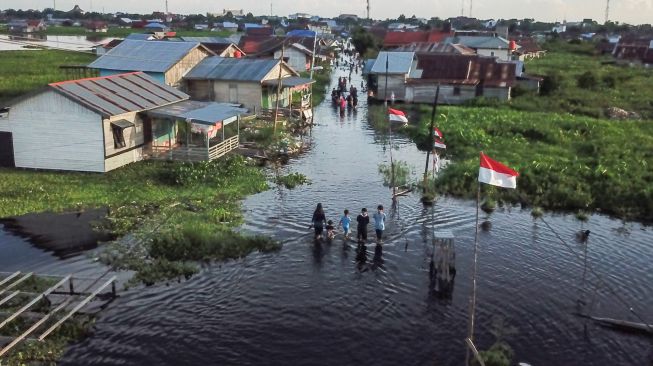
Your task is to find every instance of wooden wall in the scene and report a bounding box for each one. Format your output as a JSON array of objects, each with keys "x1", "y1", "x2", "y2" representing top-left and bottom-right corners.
[
  {"x1": 0, "y1": 90, "x2": 104, "y2": 172},
  {"x1": 165, "y1": 47, "x2": 213, "y2": 87},
  {"x1": 102, "y1": 111, "x2": 145, "y2": 171},
  {"x1": 211, "y1": 81, "x2": 263, "y2": 112}
]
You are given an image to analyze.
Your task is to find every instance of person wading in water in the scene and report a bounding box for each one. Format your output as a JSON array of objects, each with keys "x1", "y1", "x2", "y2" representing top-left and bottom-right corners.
[{"x1": 310, "y1": 203, "x2": 327, "y2": 240}]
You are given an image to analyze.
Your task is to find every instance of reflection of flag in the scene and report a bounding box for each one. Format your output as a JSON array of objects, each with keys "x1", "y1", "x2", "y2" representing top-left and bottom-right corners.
[
  {"x1": 388, "y1": 108, "x2": 408, "y2": 123},
  {"x1": 434, "y1": 127, "x2": 443, "y2": 139},
  {"x1": 433, "y1": 153, "x2": 440, "y2": 173},
  {"x1": 433, "y1": 138, "x2": 446, "y2": 149},
  {"x1": 478, "y1": 152, "x2": 519, "y2": 189}
]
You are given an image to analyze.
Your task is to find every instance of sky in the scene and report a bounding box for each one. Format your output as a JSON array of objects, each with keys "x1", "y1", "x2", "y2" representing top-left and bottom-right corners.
[{"x1": 3, "y1": 0, "x2": 652, "y2": 25}]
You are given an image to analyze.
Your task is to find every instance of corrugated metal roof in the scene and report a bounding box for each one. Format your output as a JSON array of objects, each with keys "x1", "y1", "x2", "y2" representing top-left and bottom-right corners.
[
  {"x1": 444, "y1": 36, "x2": 511, "y2": 50},
  {"x1": 179, "y1": 36, "x2": 230, "y2": 44},
  {"x1": 370, "y1": 52, "x2": 415, "y2": 74},
  {"x1": 49, "y1": 72, "x2": 188, "y2": 117},
  {"x1": 146, "y1": 100, "x2": 248, "y2": 125},
  {"x1": 88, "y1": 40, "x2": 203, "y2": 73},
  {"x1": 125, "y1": 33, "x2": 153, "y2": 40},
  {"x1": 184, "y1": 57, "x2": 282, "y2": 82},
  {"x1": 262, "y1": 77, "x2": 315, "y2": 87},
  {"x1": 362, "y1": 59, "x2": 375, "y2": 75}
]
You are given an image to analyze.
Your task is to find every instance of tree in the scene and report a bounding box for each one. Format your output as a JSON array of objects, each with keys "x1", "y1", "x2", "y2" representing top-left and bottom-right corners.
[
  {"x1": 540, "y1": 72, "x2": 561, "y2": 95},
  {"x1": 351, "y1": 27, "x2": 379, "y2": 57}
]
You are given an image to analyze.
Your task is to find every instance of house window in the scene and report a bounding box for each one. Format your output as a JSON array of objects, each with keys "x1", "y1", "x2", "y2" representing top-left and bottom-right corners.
[
  {"x1": 110, "y1": 120, "x2": 135, "y2": 149},
  {"x1": 453, "y1": 87, "x2": 461, "y2": 96},
  {"x1": 491, "y1": 51, "x2": 495, "y2": 57}
]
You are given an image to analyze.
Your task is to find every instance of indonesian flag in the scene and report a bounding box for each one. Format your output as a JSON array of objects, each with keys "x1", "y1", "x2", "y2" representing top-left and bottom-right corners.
[
  {"x1": 388, "y1": 108, "x2": 408, "y2": 124},
  {"x1": 433, "y1": 138, "x2": 446, "y2": 149},
  {"x1": 434, "y1": 127, "x2": 443, "y2": 139},
  {"x1": 478, "y1": 152, "x2": 519, "y2": 189}
]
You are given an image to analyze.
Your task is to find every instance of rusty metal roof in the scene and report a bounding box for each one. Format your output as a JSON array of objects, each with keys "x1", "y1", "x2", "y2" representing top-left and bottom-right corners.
[{"x1": 49, "y1": 72, "x2": 188, "y2": 117}]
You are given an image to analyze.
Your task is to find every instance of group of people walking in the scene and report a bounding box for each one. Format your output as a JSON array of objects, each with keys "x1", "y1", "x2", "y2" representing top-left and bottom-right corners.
[{"x1": 310, "y1": 203, "x2": 387, "y2": 244}]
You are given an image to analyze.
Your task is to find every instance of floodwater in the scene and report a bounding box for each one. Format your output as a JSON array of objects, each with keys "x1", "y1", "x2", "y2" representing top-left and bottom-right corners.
[
  {"x1": 0, "y1": 34, "x2": 109, "y2": 51},
  {"x1": 1, "y1": 60, "x2": 652, "y2": 365}
]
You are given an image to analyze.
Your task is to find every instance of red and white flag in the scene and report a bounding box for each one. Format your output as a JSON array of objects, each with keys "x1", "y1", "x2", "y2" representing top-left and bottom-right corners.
[
  {"x1": 433, "y1": 138, "x2": 446, "y2": 149},
  {"x1": 478, "y1": 152, "x2": 519, "y2": 189},
  {"x1": 434, "y1": 127, "x2": 443, "y2": 139},
  {"x1": 388, "y1": 108, "x2": 408, "y2": 124}
]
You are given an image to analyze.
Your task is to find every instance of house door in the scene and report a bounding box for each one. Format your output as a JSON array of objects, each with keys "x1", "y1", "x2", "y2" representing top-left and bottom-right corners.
[
  {"x1": 0, "y1": 132, "x2": 15, "y2": 168},
  {"x1": 229, "y1": 84, "x2": 238, "y2": 103}
]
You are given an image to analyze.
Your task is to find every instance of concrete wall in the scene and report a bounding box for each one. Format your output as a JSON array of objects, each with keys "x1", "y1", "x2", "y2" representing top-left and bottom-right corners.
[
  {"x1": 0, "y1": 90, "x2": 105, "y2": 172},
  {"x1": 406, "y1": 84, "x2": 476, "y2": 104},
  {"x1": 374, "y1": 74, "x2": 408, "y2": 100},
  {"x1": 477, "y1": 48, "x2": 512, "y2": 61},
  {"x1": 212, "y1": 81, "x2": 262, "y2": 112},
  {"x1": 483, "y1": 87, "x2": 511, "y2": 101}
]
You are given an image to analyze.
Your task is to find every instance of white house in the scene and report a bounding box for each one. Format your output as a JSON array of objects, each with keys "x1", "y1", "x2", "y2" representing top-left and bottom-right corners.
[
  {"x1": 274, "y1": 43, "x2": 314, "y2": 72},
  {"x1": 0, "y1": 72, "x2": 188, "y2": 172}
]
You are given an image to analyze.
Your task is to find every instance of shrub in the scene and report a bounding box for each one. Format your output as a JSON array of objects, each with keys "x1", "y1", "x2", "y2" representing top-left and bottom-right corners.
[
  {"x1": 577, "y1": 71, "x2": 598, "y2": 90},
  {"x1": 540, "y1": 72, "x2": 561, "y2": 95},
  {"x1": 602, "y1": 75, "x2": 617, "y2": 88}
]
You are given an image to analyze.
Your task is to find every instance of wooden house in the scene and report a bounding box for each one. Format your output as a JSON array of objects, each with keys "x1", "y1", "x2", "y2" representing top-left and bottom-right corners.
[
  {"x1": 274, "y1": 43, "x2": 314, "y2": 72},
  {"x1": 405, "y1": 54, "x2": 516, "y2": 104},
  {"x1": 88, "y1": 40, "x2": 214, "y2": 87},
  {"x1": 179, "y1": 37, "x2": 245, "y2": 58},
  {"x1": 85, "y1": 20, "x2": 108, "y2": 33},
  {"x1": 0, "y1": 72, "x2": 249, "y2": 171},
  {"x1": 8, "y1": 20, "x2": 47, "y2": 33},
  {"x1": 183, "y1": 57, "x2": 314, "y2": 116},
  {"x1": 368, "y1": 51, "x2": 417, "y2": 101}
]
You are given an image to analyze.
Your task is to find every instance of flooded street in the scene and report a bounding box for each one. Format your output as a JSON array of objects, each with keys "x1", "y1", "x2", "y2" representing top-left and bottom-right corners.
[{"x1": 2, "y1": 64, "x2": 652, "y2": 365}]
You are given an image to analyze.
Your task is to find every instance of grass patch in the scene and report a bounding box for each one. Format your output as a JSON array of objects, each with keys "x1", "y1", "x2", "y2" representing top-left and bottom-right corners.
[
  {"x1": 274, "y1": 172, "x2": 311, "y2": 189},
  {"x1": 0, "y1": 50, "x2": 96, "y2": 104},
  {"x1": 369, "y1": 104, "x2": 653, "y2": 222},
  {"x1": 513, "y1": 40, "x2": 653, "y2": 119}
]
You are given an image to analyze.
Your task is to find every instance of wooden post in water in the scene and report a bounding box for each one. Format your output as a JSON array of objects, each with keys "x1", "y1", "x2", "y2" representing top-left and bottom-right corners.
[
  {"x1": 273, "y1": 45, "x2": 285, "y2": 134},
  {"x1": 423, "y1": 85, "x2": 440, "y2": 190},
  {"x1": 465, "y1": 183, "x2": 482, "y2": 366}
]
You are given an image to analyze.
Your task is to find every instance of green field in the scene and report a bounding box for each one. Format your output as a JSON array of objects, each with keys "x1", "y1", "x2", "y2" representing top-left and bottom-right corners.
[
  {"x1": 0, "y1": 50, "x2": 96, "y2": 104},
  {"x1": 366, "y1": 41, "x2": 653, "y2": 222}
]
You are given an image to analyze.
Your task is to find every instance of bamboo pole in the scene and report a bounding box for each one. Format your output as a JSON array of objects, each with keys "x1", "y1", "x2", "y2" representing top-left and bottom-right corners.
[
  {"x1": 465, "y1": 338, "x2": 486, "y2": 366},
  {"x1": 0, "y1": 275, "x2": 70, "y2": 331},
  {"x1": 423, "y1": 85, "x2": 440, "y2": 189},
  {"x1": 273, "y1": 45, "x2": 285, "y2": 134},
  {"x1": 466, "y1": 183, "x2": 481, "y2": 366},
  {"x1": 0, "y1": 272, "x2": 32, "y2": 297},
  {"x1": 0, "y1": 272, "x2": 21, "y2": 289}
]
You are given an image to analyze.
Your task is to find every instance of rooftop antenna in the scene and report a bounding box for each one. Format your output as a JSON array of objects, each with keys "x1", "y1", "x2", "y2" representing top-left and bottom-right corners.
[
  {"x1": 604, "y1": 0, "x2": 610, "y2": 23},
  {"x1": 270, "y1": 1, "x2": 273, "y2": 16}
]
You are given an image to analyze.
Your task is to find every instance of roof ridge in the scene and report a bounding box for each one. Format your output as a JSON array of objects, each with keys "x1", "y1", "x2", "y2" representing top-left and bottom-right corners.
[{"x1": 49, "y1": 71, "x2": 143, "y2": 86}]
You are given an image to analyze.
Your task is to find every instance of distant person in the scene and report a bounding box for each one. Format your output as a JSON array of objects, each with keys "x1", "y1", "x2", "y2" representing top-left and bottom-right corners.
[
  {"x1": 356, "y1": 208, "x2": 370, "y2": 243},
  {"x1": 326, "y1": 220, "x2": 336, "y2": 240},
  {"x1": 338, "y1": 209, "x2": 352, "y2": 240},
  {"x1": 310, "y1": 203, "x2": 327, "y2": 240},
  {"x1": 373, "y1": 205, "x2": 387, "y2": 243}
]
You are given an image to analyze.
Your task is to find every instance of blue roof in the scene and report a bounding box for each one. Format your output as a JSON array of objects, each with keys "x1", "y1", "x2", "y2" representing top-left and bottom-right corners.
[
  {"x1": 185, "y1": 57, "x2": 285, "y2": 82},
  {"x1": 146, "y1": 100, "x2": 248, "y2": 125},
  {"x1": 244, "y1": 23, "x2": 264, "y2": 29},
  {"x1": 362, "y1": 59, "x2": 375, "y2": 75},
  {"x1": 145, "y1": 22, "x2": 167, "y2": 29},
  {"x1": 370, "y1": 52, "x2": 415, "y2": 74},
  {"x1": 286, "y1": 30, "x2": 316, "y2": 38},
  {"x1": 125, "y1": 33, "x2": 152, "y2": 40},
  {"x1": 88, "y1": 40, "x2": 204, "y2": 73}
]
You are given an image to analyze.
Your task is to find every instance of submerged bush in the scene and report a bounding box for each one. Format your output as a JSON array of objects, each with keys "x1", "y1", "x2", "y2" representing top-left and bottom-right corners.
[
  {"x1": 275, "y1": 172, "x2": 311, "y2": 189},
  {"x1": 378, "y1": 161, "x2": 413, "y2": 188}
]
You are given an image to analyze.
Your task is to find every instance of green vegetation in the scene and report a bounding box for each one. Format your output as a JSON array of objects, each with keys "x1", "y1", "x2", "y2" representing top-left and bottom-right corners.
[
  {"x1": 378, "y1": 161, "x2": 414, "y2": 188},
  {"x1": 351, "y1": 26, "x2": 381, "y2": 58},
  {"x1": 311, "y1": 64, "x2": 332, "y2": 106},
  {"x1": 513, "y1": 40, "x2": 653, "y2": 119},
  {"x1": 275, "y1": 172, "x2": 311, "y2": 189},
  {"x1": 0, "y1": 156, "x2": 281, "y2": 286},
  {"x1": 370, "y1": 104, "x2": 653, "y2": 222},
  {"x1": 0, "y1": 50, "x2": 96, "y2": 104}
]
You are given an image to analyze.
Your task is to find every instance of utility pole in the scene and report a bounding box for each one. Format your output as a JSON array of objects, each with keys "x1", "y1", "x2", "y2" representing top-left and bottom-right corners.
[
  {"x1": 604, "y1": 0, "x2": 610, "y2": 24},
  {"x1": 53, "y1": 0, "x2": 56, "y2": 12},
  {"x1": 469, "y1": 0, "x2": 473, "y2": 18},
  {"x1": 165, "y1": 0, "x2": 169, "y2": 15},
  {"x1": 366, "y1": 0, "x2": 370, "y2": 19},
  {"x1": 273, "y1": 45, "x2": 285, "y2": 134}
]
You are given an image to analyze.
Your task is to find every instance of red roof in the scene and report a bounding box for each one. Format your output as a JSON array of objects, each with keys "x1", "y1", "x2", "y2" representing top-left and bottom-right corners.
[
  {"x1": 384, "y1": 30, "x2": 453, "y2": 47},
  {"x1": 26, "y1": 20, "x2": 43, "y2": 27}
]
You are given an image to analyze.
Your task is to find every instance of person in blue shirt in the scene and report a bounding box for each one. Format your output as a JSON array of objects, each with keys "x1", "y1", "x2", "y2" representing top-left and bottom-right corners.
[
  {"x1": 338, "y1": 209, "x2": 352, "y2": 240},
  {"x1": 372, "y1": 205, "x2": 387, "y2": 243}
]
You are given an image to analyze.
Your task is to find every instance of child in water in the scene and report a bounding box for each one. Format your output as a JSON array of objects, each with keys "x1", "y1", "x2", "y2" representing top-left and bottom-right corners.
[
  {"x1": 373, "y1": 205, "x2": 386, "y2": 243},
  {"x1": 356, "y1": 208, "x2": 370, "y2": 243},
  {"x1": 326, "y1": 220, "x2": 336, "y2": 240},
  {"x1": 338, "y1": 209, "x2": 352, "y2": 240}
]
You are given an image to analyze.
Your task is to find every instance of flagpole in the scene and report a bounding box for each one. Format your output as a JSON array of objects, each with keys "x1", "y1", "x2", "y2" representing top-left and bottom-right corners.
[
  {"x1": 466, "y1": 181, "x2": 481, "y2": 366},
  {"x1": 385, "y1": 53, "x2": 396, "y2": 199},
  {"x1": 423, "y1": 84, "x2": 440, "y2": 189}
]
